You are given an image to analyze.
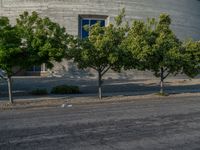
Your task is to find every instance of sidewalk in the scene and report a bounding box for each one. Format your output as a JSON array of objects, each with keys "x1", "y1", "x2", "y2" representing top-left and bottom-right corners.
[{"x1": 1, "y1": 77, "x2": 200, "y2": 103}]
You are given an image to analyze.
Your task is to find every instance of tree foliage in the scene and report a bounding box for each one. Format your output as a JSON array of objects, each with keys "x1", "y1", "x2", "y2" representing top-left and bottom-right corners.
[
  {"x1": 122, "y1": 14, "x2": 183, "y2": 94},
  {"x1": 16, "y1": 11, "x2": 70, "y2": 69},
  {"x1": 148, "y1": 14, "x2": 183, "y2": 78},
  {"x1": 0, "y1": 17, "x2": 21, "y2": 76},
  {"x1": 182, "y1": 40, "x2": 200, "y2": 78},
  {"x1": 70, "y1": 10, "x2": 127, "y2": 99},
  {"x1": 0, "y1": 11, "x2": 70, "y2": 103},
  {"x1": 0, "y1": 17, "x2": 22, "y2": 103},
  {"x1": 121, "y1": 19, "x2": 156, "y2": 70}
]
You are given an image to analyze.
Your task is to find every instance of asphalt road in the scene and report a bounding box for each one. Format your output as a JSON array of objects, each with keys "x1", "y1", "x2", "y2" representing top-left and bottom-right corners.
[{"x1": 1, "y1": 96, "x2": 200, "y2": 150}]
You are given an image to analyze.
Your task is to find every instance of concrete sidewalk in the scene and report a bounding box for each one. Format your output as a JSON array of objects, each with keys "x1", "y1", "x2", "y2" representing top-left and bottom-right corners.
[{"x1": 1, "y1": 77, "x2": 200, "y2": 102}]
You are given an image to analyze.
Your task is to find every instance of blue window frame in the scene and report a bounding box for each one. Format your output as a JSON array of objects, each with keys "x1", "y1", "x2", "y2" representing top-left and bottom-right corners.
[{"x1": 80, "y1": 18, "x2": 105, "y2": 39}]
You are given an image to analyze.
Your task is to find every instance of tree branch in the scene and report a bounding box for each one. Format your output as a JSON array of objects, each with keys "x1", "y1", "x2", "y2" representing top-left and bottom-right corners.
[
  {"x1": 102, "y1": 66, "x2": 111, "y2": 76},
  {"x1": 163, "y1": 71, "x2": 171, "y2": 80},
  {"x1": 13, "y1": 68, "x2": 24, "y2": 76},
  {"x1": 90, "y1": 65, "x2": 98, "y2": 71},
  {"x1": 164, "y1": 67, "x2": 168, "y2": 72},
  {"x1": 0, "y1": 74, "x2": 6, "y2": 80},
  {"x1": 100, "y1": 65, "x2": 106, "y2": 72}
]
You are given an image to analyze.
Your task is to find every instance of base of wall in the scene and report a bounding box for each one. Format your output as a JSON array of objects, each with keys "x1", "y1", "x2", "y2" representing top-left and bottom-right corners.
[{"x1": 25, "y1": 71, "x2": 49, "y2": 77}]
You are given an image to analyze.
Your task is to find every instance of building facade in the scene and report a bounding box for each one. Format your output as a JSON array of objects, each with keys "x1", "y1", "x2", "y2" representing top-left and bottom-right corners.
[{"x1": 1, "y1": 0, "x2": 200, "y2": 78}]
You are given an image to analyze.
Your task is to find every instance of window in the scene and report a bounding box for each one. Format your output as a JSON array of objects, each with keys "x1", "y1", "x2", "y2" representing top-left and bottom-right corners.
[
  {"x1": 79, "y1": 15, "x2": 108, "y2": 38},
  {"x1": 27, "y1": 64, "x2": 47, "y2": 72}
]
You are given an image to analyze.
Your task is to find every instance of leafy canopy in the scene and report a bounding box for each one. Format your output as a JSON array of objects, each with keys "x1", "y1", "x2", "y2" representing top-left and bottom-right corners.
[
  {"x1": 70, "y1": 10, "x2": 127, "y2": 74},
  {"x1": 0, "y1": 17, "x2": 21, "y2": 76},
  {"x1": 182, "y1": 40, "x2": 200, "y2": 78},
  {"x1": 122, "y1": 14, "x2": 183, "y2": 79},
  {"x1": 149, "y1": 14, "x2": 183, "y2": 78},
  {"x1": 16, "y1": 11, "x2": 70, "y2": 69}
]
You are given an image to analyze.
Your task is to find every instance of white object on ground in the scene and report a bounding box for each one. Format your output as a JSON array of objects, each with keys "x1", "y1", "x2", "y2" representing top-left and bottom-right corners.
[
  {"x1": 61, "y1": 104, "x2": 72, "y2": 108},
  {"x1": 61, "y1": 104, "x2": 66, "y2": 108}
]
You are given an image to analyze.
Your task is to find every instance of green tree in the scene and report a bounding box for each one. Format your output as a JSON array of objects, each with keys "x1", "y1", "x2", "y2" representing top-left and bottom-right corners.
[
  {"x1": 182, "y1": 40, "x2": 200, "y2": 78},
  {"x1": 123, "y1": 14, "x2": 183, "y2": 94},
  {"x1": 70, "y1": 10, "x2": 127, "y2": 99},
  {"x1": 16, "y1": 11, "x2": 69, "y2": 69},
  {"x1": 121, "y1": 19, "x2": 155, "y2": 71},
  {"x1": 148, "y1": 14, "x2": 183, "y2": 94},
  {"x1": 0, "y1": 17, "x2": 21, "y2": 103},
  {"x1": 0, "y1": 11, "x2": 70, "y2": 103}
]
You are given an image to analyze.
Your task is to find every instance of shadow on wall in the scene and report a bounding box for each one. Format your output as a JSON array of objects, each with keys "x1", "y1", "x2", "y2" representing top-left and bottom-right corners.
[
  {"x1": 50, "y1": 60, "x2": 189, "y2": 80},
  {"x1": 66, "y1": 62, "x2": 96, "y2": 78},
  {"x1": 49, "y1": 60, "x2": 96, "y2": 78},
  {"x1": 57, "y1": 63, "x2": 156, "y2": 80}
]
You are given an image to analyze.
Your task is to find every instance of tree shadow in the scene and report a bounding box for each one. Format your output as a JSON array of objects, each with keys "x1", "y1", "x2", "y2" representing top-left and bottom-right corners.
[{"x1": 0, "y1": 77, "x2": 200, "y2": 98}]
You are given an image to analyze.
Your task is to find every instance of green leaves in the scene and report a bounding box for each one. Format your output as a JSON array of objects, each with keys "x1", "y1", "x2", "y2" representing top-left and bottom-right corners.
[
  {"x1": 182, "y1": 40, "x2": 200, "y2": 78},
  {"x1": 150, "y1": 14, "x2": 182, "y2": 77},
  {"x1": 16, "y1": 11, "x2": 69, "y2": 68},
  {"x1": 71, "y1": 21, "x2": 126, "y2": 73},
  {"x1": 114, "y1": 8, "x2": 126, "y2": 26},
  {"x1": 124, "y1": 14, "x2": 183, "y2": 77},
  {"x1": 0, "y1": 11, "x2": 72, "y2": 102},
  {"x1": 122, "y1": 13, "x2": 188, "y2": 94},
  {"x1": 0, "y1": 17, "x2": 21, "y2": 76}
]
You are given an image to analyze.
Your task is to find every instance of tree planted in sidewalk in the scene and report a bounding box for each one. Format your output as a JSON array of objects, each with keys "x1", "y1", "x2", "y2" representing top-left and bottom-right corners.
[
  {"x1": 69, "y1": 9, "x2": 127, "y2": 99},
  {"x1": 0, "y1": 17, "x2": 21, "y2": 103},
  {"x1": 122, "y1": 14, "x2": 183, "y2": 95},
  {"x1": 0, "y1": 11, "x2": 70, "y2": 103},
  {"x1": 148, "y1": 14, "x2": 183, "y2": 94}
]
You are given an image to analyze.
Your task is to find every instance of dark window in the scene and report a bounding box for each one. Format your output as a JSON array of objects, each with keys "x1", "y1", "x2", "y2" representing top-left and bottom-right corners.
[
  {"x1": 27, "y1": 64, "x2": 46, "y2": 72},
  {"x1": 28, "y1": 66, "x2": 41, "y2": 72},
  {"x1": 80, "y1": 18, "x2": 106, "y2": 39},
  {"x1": 82, "y1": 19, "x2": 90, "y2": 38}
]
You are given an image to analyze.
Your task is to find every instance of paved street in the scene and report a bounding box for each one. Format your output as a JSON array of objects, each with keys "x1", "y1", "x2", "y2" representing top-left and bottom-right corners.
[{"x1": 1, "y1": 96, "x2": 200, "y2": 150}]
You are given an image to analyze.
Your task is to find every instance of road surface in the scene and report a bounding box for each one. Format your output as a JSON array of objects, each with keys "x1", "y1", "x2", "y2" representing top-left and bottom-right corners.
[{"x1": 0, "y1": 96, "x2": 200, "y2": 150}]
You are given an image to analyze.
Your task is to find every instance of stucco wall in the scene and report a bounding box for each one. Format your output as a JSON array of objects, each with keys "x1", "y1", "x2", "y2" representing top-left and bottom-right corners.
[
  {"x1": 1, "y1": 0, "x2": 200, "y2": 39},
  {"x1": 1, "y1": 0, "x2": 200, "y2": 78}
]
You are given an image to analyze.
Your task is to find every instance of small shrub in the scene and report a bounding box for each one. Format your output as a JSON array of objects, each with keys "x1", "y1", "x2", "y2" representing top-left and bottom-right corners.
[
  {"x1": 51, "y1": 85, "x2": 80, "y2": 94},
  {"x1": 30, "y1": 88, "x2": 48, "y2": 95}
]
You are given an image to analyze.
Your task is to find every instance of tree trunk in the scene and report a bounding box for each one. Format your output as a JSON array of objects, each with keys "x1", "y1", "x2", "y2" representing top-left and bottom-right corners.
[
  {"x1": 98, "y1": 70, "x2": 102, "y2": 100},
  {"x1": 160, "y1": 67, "x2": 164, "y2": 94},
  {"x1": 7, "y1": 76, "x2": 13, "y2": 104}
]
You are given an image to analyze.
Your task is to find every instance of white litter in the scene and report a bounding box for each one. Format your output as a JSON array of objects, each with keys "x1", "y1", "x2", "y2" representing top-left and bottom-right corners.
[
  {"x1": 67, "y1": 104, "x2": 73, "y2": 107},
  {"x1": 61, "y1": 104, "x2": 73, "y2": 108},
  {"x1": 61, "y1": 104, "x2": 66, "y2": 108}
]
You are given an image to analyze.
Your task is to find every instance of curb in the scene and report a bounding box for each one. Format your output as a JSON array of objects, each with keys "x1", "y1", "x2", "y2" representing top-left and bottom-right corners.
[{"x1": 1, "y1": 92, "x2": 200, "y2": 111}]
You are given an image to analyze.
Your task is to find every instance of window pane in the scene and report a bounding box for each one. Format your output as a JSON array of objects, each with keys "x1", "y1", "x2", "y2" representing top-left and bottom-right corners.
[
  {"x1": 80, "y1": 18, "x2": 106, "y2": 39},
  {"x1": 27, "y1": 66, "x2": 41, "y2": 72},
  {"x1": 82, "y1": 19, "x2": 89, "y2": 38},
  {"x1": 35, "y1": 66, "x2": 41, "y2": 71},
  {"x1": 91, "y1": 20, "x2": 97, "y2": 25},
  {"x1": 82, "y1": 19, "x2": 89, "y2": 26},
  {"x1": 91, "y1": 20, "x2": 105, "y2": 26},
  {"x1": 100, "y1": 20, "x2": 105, "y2": 27}
]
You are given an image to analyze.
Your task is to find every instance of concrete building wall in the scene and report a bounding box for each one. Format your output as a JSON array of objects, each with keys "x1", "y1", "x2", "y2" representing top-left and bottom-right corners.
[{"x1": 1, "y1": 0, "x2": 200, "y2": 79}]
